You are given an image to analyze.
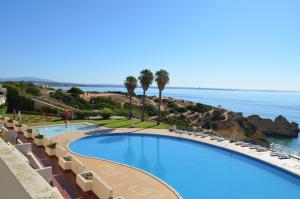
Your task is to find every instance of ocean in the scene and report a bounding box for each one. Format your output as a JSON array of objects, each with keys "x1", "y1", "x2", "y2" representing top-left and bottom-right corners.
[{"x1": 56, "y1": 86, "x2": 300, "y2": 152}]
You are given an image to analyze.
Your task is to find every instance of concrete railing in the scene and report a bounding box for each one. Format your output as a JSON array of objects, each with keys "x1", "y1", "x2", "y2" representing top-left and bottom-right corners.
[
  {"x1": 92, "y1": 175, "x2": 114, "y2": 199},
  {"x1": 0, "y1": 157, "x2": 32, "y2": 199}
]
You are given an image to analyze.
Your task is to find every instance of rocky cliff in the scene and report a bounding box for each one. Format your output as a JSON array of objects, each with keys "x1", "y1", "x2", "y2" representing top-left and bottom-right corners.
[
  {"x1": 247, "y1": 115, "x2": 299, "y2": 138},
  {"x1": 196, "y1": 110, "x2": 266, "y2": 141}
]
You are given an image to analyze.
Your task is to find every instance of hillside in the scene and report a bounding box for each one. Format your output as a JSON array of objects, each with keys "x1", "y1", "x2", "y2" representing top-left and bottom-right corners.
[{"x1": 2, "y1": 82, "x2": 299, "y2": 144}]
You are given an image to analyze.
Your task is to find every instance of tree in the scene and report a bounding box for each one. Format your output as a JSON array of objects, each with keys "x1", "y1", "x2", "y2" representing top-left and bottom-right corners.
[
  {"x1": 25, "y1": 87, "x2": 42, "y2": 96},
  {"x1": 138, "y1": 69, "x2": 154, "y2": 121},
  {"x1": 6, "y1": 85, "x2": 34, "y2": 113},
  {"x1": 124, "y1": 76, "x2": 137, "y2": 119},
  {"x1": 68, "y1": 87, "x2": 84, "y2": 95},
  {"x1": 155, "y1": 69, "x2": 169, "y2": 125},
  {"x1": 100, "y1": 108, "x2": 114, "y2": 119}
]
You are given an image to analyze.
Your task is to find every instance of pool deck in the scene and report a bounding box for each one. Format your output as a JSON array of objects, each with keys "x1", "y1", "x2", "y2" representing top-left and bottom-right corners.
[{"x1": 51, "y1": 127, "x2": 300, "y2": 199}]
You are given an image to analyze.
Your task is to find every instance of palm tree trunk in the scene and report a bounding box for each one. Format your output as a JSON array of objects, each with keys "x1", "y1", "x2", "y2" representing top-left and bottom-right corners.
[
  {"x1": 141, "y1": 90, "x2": 146, "y2": 121},
  {"x1": 129, "y1": 94, "x2": 132, "y2": 119},
  {"x1": 157, "y1": 89, "x2": 162, "y2": 125}
]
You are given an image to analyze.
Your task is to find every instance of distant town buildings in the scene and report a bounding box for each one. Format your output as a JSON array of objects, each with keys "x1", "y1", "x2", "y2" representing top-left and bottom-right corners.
[{"x1": 0, "y1": 84, "x2": 7, "y2": 105}]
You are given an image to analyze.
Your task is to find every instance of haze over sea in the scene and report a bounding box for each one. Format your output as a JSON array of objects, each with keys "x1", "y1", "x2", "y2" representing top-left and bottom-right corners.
[{"x1": 57, "y1": 86, "x2": 300, "y2": 152}]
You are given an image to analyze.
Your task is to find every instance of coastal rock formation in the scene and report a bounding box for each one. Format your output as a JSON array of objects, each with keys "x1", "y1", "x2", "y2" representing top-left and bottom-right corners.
[
  {"x1": 247, "y1": 115, "x2": 300, "y2": 138},
  {"x1": 196, "y1": 110, "x2": 265, "y2": 141},
  {"x1": 78, "y1": 92, "x2": 296, "y2": 141}
]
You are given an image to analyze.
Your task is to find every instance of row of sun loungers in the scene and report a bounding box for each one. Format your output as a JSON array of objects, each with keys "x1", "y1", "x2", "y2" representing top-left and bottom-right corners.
[{"x1": 171, "y1": 128, "x2": 291, "y2": 160}]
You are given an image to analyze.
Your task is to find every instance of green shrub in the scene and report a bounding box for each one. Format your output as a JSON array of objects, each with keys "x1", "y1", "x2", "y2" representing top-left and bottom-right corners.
[
  {"x1": 186, "y1": 103, "x2": 213, "y2": 113},
  {"x1": 174, "y1": 107, "x2": 187, "y2": 113},
  {"x1": 6, "y1": 85, "x2": 34, "y2": 113},
  {"x1": 46, "y1": 142, "x2": 57, "y2": 149},
  {"x1": 160, "y1": 114, "x2": 192, "y2": 130},
  {"x1": 68, "y1": 87, "x2": 84, "y2": 95},
  {"x1": 90, "y1": 97, "x2": 121, "y2": 110},
  {"x1": 75, "y1": 110, "x2": 99, "y2": 119},
  {"x1": 50, "y1": 89, "x2": 90, "y2": 109},
  {"x1": 114, "y1": 108, "x2": 128, "y2": 117},
  {"x1": 62, "y1": 156, "x2": 72, "y2": 161},
  {"x1": 35, "y1": 134, "x2": 44, "y2": 139},
  {"x1": 100, "y1": 108, "x2": 113, "y2": 119},
  {"x1": 7, "y1": 119, "x2": 13, "y2": 123},
  {"x1": 25, "y1": 87, "x2": 42, "y2": 96},
  {"x1": 211, "y1": 109, "x2": 225, "y2": 121},
  {"x1": 0, "y1": 105, "x2": 7, "y2": 115}
]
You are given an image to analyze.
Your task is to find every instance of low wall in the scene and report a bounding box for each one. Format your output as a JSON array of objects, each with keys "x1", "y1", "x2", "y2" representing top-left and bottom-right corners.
[
  {"x1": 56, "y1": 145, "x2": 67, "y2": 158},
  {"x1": 71, "y1": 157, "x2": 86, "y2": 174},
  {"x1": 92, "y1": 175, "x2": 113, "y2": 199},
  {"x1": 43, "y1": 137, "x2": 52, "y2": 147}
]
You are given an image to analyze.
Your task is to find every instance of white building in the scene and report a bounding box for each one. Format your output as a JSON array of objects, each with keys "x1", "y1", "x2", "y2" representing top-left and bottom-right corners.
[
  {"x1": 0, "y1": 84, "x2": 6, "y2": 94},
  {"x1": 0, "y1": 84, "x2": 7, "y2": 105},
  {"x1": 0, "y1": 96, "x2": 6, "y2": 105}
]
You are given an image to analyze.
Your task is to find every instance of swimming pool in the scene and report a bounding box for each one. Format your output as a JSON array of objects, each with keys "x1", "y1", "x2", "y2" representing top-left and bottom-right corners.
[
  {"x1": 69, "y1": 133, "x2": 300, "y2": 199},
  {"x1": 33, "y1": 123, "x2": 99, "y2": 137}
]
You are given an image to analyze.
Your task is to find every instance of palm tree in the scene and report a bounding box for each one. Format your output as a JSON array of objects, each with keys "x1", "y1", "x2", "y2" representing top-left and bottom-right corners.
[
  {"x1": 124, "y1": 76, "x2": 137, "y2": 119},
  {"x1": 155, "y1": 69, "x2": 169, "y2": 125},
  {"x1": 138, "y1": 69, "x2": 154, "y2": 121}
]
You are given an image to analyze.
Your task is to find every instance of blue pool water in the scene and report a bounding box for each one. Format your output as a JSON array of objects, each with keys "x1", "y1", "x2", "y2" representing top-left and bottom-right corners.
[
  {"x1": 69, "y1": 134, "x2": 300, "y2": 199},
  {"x1": 33, "y1": 124, "x2": 99, "y2": 137}
]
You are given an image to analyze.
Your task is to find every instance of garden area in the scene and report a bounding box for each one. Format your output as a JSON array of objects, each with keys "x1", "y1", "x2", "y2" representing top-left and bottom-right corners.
[{"x1": 3, "y1": 113, "x2": 170, "y2": 129}]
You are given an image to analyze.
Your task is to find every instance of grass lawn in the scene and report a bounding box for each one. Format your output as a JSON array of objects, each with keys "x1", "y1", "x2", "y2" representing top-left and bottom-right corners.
[
  {"x1": 4, "y1": 113, "x2": 170, "y2": 129},
  {"x1": 89, "y1": 118, "x2": 170, "y2": 129},
  {"x1": 4, "y1": 113, "x2": 63, "y2": 126}
]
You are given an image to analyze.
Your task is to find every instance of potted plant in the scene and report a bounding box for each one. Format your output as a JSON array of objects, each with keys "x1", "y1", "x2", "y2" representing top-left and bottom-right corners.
[
  {"x1": 21, "y1": 124, "x2": 29, "y2": 132},
  {"x1": 24, "y1": 128, "x2": 33, "y2": 138},
  {"x1": 34, "y1": 134, "x2": 44, "y2": 146},
  {"x1": 58, "y1": 156, "x2": 72, "y2": 170},
  {"x1": 76, "y1": 171, "x2": 94, "y2": 192},
  {"x1": 6, "y1": 119, "x2": 14, "y2": 128},
  {"x1": 14, "y1": 122, "x2": 22, "y2": 132},
  {"x1": 45, "y1": 142, "x2": 57, "y2": 156}
]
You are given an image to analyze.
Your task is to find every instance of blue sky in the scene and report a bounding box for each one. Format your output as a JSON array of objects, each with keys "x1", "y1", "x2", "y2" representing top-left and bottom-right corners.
[{"x1": 0, "y1": 0, "x2": 299, "y2": 90}]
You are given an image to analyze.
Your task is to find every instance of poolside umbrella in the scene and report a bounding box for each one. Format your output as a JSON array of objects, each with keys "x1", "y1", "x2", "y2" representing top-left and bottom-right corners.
[{"x1": 18, "y1": 111, "x2": 21, "y2": 121}]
